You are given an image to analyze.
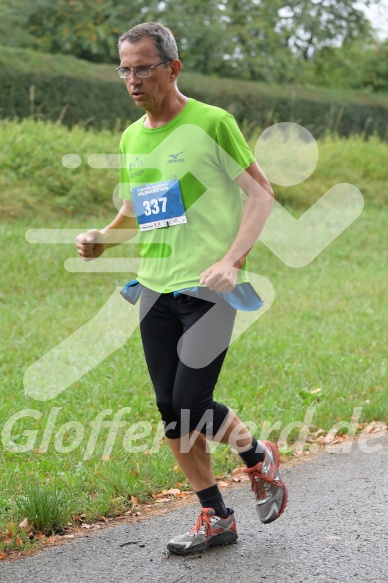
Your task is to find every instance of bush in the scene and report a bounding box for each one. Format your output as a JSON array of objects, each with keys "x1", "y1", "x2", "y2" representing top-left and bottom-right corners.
[
  {"x1": 1, "y1": 46, "x2": 388, "y2": 138},
  {"x1": 0, "y1": 47, "x2": 136, "y2": 130}
]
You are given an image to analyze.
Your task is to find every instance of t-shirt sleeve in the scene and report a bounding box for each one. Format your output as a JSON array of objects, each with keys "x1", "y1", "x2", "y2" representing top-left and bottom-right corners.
[{"x1": 215, "y1": 113, "x2": 256, "y2": 180}]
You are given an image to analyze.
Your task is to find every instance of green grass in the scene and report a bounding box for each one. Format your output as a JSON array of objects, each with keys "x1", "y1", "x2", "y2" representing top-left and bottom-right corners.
[
  {"x1": 15, "y1": 481, "x2": 75, "y2": 535},
  {"x1": 0, "y1": 119, "x2": 387, "y2": 552}
]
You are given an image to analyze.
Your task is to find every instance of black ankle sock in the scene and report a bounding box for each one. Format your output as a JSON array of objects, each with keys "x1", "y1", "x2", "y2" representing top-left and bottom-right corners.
[
  {"x1": 239, "y1": 437, "x2": 265, "y2": 468},
  {"x1": 196, "y1": 484, "x2": 229, "y2": 518}
]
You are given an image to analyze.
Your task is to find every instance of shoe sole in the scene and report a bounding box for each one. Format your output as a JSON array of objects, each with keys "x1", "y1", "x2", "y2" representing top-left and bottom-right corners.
[
  {"x1": 259, "y1": 440, "x2": 288, "y2": 524},
  {"x1": 167, "y1": 530, "x2": 238, "y2": 555}
]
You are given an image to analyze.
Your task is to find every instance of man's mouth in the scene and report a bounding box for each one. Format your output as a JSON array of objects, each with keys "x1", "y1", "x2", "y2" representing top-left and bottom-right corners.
[{"x1": 131, "y1": 91, "x2": 145, "y2": 97}]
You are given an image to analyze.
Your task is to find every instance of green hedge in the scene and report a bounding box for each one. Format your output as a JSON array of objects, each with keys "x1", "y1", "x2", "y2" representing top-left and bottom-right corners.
[
  {"x1": 1, "y1": 46, "x2": 388, "y2": 137},
  {"x1": 0, "y1": 47, "x2": 137, "y2": 130}
]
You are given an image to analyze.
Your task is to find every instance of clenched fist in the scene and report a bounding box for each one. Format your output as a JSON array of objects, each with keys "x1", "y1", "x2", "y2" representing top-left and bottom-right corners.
[
  {"x1": 76, "y1": 229, "x2": 106, "y2": 261},
  {"x1": 199, "y1": 259, "x2": 238, "y2": 293}
]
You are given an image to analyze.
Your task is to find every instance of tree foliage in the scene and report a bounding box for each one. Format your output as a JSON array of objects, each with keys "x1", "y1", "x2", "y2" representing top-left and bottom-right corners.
[
  {"x1": 0, "y1": 0, "x2": 37, "y2": 49},
  {"x1": 310, "y1": 37, "x2": 388, "y2": 92},
  {"x1": 0, "y1": 0, "x2": 385, "y2": 91},
  {"x1": 276, "y1": 0, "x2": 374, "y2": 59}
]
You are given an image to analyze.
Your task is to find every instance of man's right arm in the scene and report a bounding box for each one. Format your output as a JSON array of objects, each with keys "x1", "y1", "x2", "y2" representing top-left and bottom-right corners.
[{"x1": 76, "y1": 200, "x2": 138, "y2": 261}]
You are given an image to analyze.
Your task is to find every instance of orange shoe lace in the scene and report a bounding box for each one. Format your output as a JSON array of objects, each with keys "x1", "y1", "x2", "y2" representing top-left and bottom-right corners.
[
  {"x1": 189, "y1": 509, "x2": 213, "y2": 538},
  {"x1": 249, "y1": 470, "x2": 282, "y2": 500}
]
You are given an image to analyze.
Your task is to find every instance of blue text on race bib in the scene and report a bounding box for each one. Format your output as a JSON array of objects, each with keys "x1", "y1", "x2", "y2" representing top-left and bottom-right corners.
[{"x1": 131, "y1": 179, "x2": 187, "y2": 231}]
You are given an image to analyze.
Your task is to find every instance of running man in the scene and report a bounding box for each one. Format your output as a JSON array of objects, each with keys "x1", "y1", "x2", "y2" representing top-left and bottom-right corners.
[{"x1": 77, "y1": 22, "x2": 287, "y2": 555}]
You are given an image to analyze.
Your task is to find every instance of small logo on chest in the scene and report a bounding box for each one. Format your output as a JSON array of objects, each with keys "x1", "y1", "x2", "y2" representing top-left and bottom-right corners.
[
  {"x1": 129, "y1": 156, "x2": 144, "y2": 178},
  {"x1": 168, "y1": 151, "x2": 185, "y2": 163}
]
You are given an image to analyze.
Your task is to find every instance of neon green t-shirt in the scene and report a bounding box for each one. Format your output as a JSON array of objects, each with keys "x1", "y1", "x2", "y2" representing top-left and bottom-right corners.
[{"x1": 119, "y1": 98, "x2": 256, "y2": 293}]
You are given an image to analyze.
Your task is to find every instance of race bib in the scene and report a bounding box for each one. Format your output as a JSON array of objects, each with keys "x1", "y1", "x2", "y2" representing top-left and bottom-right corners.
[{"x1": 131, "y1": 179, "x2": 187, "y2": 231}]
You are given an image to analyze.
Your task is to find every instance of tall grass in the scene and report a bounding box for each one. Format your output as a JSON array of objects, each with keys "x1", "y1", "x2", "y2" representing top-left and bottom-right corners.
[
  {"x1": 1, "y1": 118, "x2": 387, "y2": 223},
  {"x1": 15, "y1": 482, "x2": 75, "y2": 535}
]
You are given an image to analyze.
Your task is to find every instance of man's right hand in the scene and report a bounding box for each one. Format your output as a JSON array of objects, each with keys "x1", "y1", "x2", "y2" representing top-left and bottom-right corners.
[{"x1": 76, "y1": 229, "x2": 106, "y2": 261}]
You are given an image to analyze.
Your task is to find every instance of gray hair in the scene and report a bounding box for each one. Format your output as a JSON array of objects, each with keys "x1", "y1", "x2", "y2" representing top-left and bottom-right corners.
[{"x1": 118, "y1": 22, "x2": 178, "y2": 62}]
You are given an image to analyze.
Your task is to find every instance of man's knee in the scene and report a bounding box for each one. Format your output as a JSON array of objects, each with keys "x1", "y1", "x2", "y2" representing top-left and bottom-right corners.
[
  {"x1": 178, "y1": 403, "x2": 229, "y2": 438},
  {"x1": 157, "y1": 398, "x2": 229, "y2": 439},
  {"x1": 155, "y1": 399, "x2": 181, "y2": 439}
]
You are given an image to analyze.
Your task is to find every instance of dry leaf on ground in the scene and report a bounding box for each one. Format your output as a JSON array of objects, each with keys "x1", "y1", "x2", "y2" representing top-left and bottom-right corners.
[{"x1": 166, "y1": 488, "x2": 180, "y2": 497}]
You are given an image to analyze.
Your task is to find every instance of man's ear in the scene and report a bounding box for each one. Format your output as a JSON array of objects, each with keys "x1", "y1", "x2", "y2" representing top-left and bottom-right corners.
[{"x1": 170, "y1": 58, "x2": 182, "y2": 80}]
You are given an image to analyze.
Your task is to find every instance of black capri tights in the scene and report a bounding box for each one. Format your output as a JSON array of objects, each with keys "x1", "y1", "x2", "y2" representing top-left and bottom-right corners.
[{"x1": 139, "y1": 287, "x2": 237, "y2": 439}]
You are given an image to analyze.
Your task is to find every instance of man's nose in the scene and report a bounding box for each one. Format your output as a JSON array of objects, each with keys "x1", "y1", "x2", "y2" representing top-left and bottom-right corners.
[
  {"x1": 125, "y1": 73, "x2": 141, "y2": 89},
  {"x1": 128, "y1": 69, "x2": 142, "y2": 82}
]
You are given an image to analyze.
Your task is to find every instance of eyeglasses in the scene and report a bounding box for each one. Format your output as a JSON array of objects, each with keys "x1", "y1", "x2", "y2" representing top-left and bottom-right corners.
[{"x1": 115, "y1": 59, "x2": 170, "y2": 79}]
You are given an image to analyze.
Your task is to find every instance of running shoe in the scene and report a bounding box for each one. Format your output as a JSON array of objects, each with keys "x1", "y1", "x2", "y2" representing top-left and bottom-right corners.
[
  {"x1": 167, "y1": 507, "x2": 237, "y2": 555},
  {"x1": 243, "y1": 440, "x2": 288, "y2": 524}
]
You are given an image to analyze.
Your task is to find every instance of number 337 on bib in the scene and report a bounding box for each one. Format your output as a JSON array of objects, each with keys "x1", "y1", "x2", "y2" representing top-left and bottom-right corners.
[{"x1": 131, "y1": 179, "x2": 187, "y2": 231}]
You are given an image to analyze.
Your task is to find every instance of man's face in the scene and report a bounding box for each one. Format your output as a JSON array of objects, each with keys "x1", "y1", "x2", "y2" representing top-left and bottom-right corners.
[{"x1": 119, "y1": 38, "x2": 172, "y2": 110}]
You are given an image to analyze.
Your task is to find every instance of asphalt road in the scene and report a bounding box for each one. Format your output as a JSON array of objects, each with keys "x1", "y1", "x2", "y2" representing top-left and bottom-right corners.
[{"x1": 1, "y1": 434, "x2": 387, "y2": 583}]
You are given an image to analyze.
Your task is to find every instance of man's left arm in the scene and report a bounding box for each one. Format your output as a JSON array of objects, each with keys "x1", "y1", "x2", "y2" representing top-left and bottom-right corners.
[{"x1": 199, "y1": 161, "x2": 274, "y2": 293}]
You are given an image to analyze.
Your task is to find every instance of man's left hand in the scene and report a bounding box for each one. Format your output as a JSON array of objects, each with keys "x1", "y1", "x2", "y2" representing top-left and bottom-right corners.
[{"x1": 199, "y1": 260, "x2": 238, "y2": 293}]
